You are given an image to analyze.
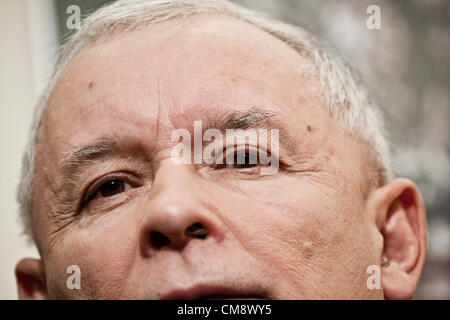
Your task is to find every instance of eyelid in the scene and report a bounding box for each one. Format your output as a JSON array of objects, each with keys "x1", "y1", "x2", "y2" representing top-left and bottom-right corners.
[
  {"x1": 81, "y1": 172, "x2": 140, "y2": 207},
  {"x1": 218, "y1": 144, "x2": 263, "y2": 164},
  {"x1": 208, "y1": 144, "x2": 276, "y2": 170}
]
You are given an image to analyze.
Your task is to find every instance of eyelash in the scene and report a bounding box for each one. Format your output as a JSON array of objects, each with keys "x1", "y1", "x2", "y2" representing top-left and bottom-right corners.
[{"x1": 210, "y1": 145, "x2": 275, "y2": 170}]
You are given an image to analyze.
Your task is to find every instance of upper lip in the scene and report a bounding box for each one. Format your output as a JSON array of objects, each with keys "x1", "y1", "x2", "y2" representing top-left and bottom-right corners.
[{"x1": 160, "y1": 284, "x2": 265, "y2": 300}]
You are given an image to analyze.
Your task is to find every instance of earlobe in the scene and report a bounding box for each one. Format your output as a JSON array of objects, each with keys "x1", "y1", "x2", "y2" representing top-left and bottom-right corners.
[
  {"x1": 375, "y1": 178, "x2": 427, "y2": 300},
  {"x1": 15, "y1": 258, "x2": 48, "y2": 300}
]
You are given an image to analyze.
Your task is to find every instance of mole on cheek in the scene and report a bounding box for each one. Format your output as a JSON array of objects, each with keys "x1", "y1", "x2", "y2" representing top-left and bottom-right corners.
[
  {"x1": 302, "y1": 241, "x2": 314, "y2": 259},
  {"x1": 307, "y1": 125, "x2": 312, "y2": 132},
  {"x1": 88, "y1": 82, "x2": 94, "y2": 90}
]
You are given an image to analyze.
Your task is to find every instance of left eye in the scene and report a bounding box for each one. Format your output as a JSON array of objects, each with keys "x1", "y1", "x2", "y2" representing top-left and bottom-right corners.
[
  {"x1": 214, "y1": 149, "x2": 267, "y2": 170},
  {"x1": 98, "y1": 179, "x2": 128, "y2": 197},
  {"x1": 86, "y1": 179, "x2": 132, "y2": 203},
  {"x1": 232, "y1": 152, "x2": 259, "y2": 169}
]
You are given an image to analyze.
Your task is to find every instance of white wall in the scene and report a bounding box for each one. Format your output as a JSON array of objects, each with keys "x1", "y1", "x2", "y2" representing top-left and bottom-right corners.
[{"x1": 0, "y1": 0, "x2": 57, "y2": 299}]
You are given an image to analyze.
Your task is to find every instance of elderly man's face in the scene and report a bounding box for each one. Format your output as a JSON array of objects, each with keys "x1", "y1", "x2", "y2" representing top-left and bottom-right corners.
[{"x1": 17, "y1": 15, "x2": 426, "y2": 300}]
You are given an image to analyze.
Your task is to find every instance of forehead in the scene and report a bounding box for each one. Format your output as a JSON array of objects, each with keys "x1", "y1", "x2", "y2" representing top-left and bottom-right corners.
[{"x1": 43, "y1": 14, "x2": 323, "y2": 149}]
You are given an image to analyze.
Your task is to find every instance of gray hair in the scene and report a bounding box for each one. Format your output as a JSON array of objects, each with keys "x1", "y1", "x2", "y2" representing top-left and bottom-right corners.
[{"x1": 17, "y1": 0, "x2": 392, "y2": 241}]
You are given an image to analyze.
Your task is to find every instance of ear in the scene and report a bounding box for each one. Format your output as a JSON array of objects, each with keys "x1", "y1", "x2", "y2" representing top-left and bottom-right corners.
[
  {"x1": 15, "y1": 258, "x2": 48, "y2": 300},
  {"x1": 372, "y1": 178, "x2": 427, "y2": 299}
]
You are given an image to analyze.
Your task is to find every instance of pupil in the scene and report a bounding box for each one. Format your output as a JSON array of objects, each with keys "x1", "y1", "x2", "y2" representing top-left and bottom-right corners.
[
  {"x1": 234, "y1": 153, "x2": 257, "y2": 168},
  {"x1": 100, "y1": 180, "x2": 124, "y2": 197}
]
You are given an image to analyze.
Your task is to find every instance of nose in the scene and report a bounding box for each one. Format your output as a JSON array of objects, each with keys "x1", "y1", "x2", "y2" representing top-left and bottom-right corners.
[
  {"x1": 140, "y1": 165, "x2": 224, "y2": 255},
  {"x1": 148, "y1": 206, "x2": 209, "y2": 249}
]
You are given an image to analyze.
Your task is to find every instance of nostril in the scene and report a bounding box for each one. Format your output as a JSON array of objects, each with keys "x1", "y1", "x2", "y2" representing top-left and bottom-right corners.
[
  {"x1": 185, "y1": 223, "x2": 208, "y2": 239},
  {"x1": 150, "y1": 231, "x2": 171, "y2": 248},
  {"x1": 148, "y1": 223, "x2": 207, "y2": 250}
]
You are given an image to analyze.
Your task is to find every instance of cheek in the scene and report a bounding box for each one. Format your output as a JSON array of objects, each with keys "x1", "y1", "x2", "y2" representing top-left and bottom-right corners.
[
  {"x1": 216, "y1": 178, "x2": 329, "y2": 265},
  {"x1": 45, "y1": 208, "x2": 139, "y2": 299},
  {"x1": 221, "y1": 176, "x2": 374, "y2": 297}
]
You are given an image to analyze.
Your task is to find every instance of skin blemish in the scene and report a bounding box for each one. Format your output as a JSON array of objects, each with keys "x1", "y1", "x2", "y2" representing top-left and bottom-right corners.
[
  {"x1": 307, "y1": 125, "x2": 312, "y2": 132},
  {"x1": 302, "y1": 241, "x2": 314, "y2": 259},
  {"x1": 88, "y1": 82, "x2": 94, "y2": 90}
]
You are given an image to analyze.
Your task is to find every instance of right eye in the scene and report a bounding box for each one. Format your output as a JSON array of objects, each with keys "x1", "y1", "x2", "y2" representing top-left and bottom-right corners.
[
  {"x1": 98, "y1": 179, "x2": 128, "y2": 197},
  {"x1": 84, "y1": 178, "x2": 132, "y2": 204}
]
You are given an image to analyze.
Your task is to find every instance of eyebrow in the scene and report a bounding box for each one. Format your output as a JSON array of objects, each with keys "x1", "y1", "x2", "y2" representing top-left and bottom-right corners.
[
  {"x1": 205, "y1": 108, "x2": 297, "y2": 151},
  {"x1": 204, "y1": 108, "x2": 278, "y2": 131},
  {"x1": 59, "y1": 135, "x2": 139, "y2": 176}
]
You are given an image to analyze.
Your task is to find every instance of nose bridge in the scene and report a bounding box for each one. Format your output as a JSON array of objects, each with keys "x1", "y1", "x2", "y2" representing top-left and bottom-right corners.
[
  {"x1": 151, "y1": 162, "x2": 199, "y2": 201},
  {"x1": 140, "y1": 163, "x2": 223, "y2": 254}
]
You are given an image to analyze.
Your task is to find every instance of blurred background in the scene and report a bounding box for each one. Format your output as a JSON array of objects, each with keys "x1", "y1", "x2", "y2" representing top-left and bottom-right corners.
[{"x1": 0, "y1": 0, "x2": 448, "y2": 299}]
